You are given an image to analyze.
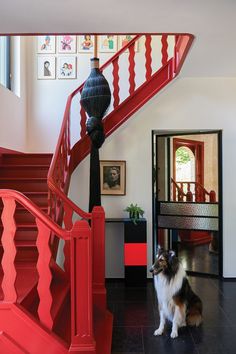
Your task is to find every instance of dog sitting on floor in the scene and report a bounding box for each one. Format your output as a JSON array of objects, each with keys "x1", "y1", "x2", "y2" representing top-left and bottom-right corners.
[{"x1": 150, "y1": 247, "x2": 203, "y2": 339}]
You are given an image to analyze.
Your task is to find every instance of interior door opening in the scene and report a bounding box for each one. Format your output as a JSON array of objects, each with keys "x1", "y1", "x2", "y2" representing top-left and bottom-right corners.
[{"x1": 152, "y1": 130, "x2": 222, "y2": 277}]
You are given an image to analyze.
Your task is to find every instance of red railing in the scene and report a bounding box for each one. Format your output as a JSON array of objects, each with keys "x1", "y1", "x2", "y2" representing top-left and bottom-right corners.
[
  {"x1": 171, "y1": 178, "x2": 216, "y2": 202},
  {"x1": 47, "y1": 34, "x2": 193, "y2": 225},
  {"x1": 0, "y1": 189, "x2": 96, "y2": 349}
]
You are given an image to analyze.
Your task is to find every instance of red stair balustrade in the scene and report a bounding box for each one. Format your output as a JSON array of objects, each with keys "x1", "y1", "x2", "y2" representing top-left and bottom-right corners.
[
  {"x1": 145, "y1": 35, "x2": 152, "y2": 81},
  {"x1": 112, "y1": 57, "x2": 120, "y2": 108},
  {"x1": 1, "y1": 197, "x2": 17, "y2": 302},
  {"x1": 161, "y1": 34, "x2": 168, "y2": 66},
  {"x1": 69, "y1": 220, "x2": 95, "y2": 353},
  {"x1": 36, "y1": 218, "x2": 53, "y2": 329},
  {"x1": 91, "y1": 206, "x2": 106, "y2": 314},
  {"x1": 128, "y1": 42, "x2": 136, "y2": 95}
]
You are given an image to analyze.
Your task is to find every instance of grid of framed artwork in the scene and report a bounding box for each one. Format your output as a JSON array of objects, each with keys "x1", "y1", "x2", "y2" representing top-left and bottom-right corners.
[{"x1": 37, "y1": 35, "x2": 139, "y2": 80}]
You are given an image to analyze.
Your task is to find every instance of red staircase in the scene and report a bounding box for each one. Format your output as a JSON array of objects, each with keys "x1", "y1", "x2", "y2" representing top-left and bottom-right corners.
[{"x1": 0, "y1": 34, "x2": 193, "y2": 353}]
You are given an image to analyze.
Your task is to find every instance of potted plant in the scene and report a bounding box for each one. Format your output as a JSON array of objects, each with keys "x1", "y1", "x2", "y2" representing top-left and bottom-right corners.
[{"x1": 124, "y1": 203, "x2": 144, "y2": 225}]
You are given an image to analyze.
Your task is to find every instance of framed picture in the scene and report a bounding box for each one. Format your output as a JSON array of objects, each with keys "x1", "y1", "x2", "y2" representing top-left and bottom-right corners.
[
  {"x1": 78, "y1": 35, "x2": 94, "y2": 53},
  {"x1": 37, "y1": 56, "x2": 56, "y2": 79},
  {"x1": 57, "y1": 56, "x2": 77, "y2": 79},
  {"x1": 99, "y1": 35, "x2": 117, "y2": 53},
  {"x1": 119, "y1": 35, "x2": 139, "y2": 52},
  {"x1": 37, "y1": 35, "x2": 56, "y2": 54},
  {"x1": 100, "y1": 160, "x2": 126, "y2": 195},
  {"x1": 57, "y1": 35, "x2": 77, "y2": 53}
]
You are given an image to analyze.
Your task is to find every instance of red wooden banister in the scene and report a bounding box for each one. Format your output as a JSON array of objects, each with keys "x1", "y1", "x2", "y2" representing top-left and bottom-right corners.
[
  {"x1": 171, "y1": 178, "x2": 217, "y2": 202},
  {"x1": 0, "y1": 190, "x2": 94, "y2": 340},
  {"x1": 47, "y1": 34, "x2": 193, "y2": 229}
]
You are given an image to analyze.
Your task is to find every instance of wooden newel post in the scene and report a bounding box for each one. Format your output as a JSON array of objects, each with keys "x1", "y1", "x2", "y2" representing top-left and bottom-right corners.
[
  {"x1": 91, "y1": 206, "x2": 106, "y2": 314},
  {"x1": 186, "y1": 191, "x2": 193, "y2": 202},
  {"x1": 69, "y1": 220, "x2": 96, "y2": 353}
]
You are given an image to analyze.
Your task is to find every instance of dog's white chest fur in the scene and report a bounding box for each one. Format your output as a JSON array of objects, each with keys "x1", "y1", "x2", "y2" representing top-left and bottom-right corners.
[{"x1": 154, "y1": 266, "x2": 186, "y2": 321}]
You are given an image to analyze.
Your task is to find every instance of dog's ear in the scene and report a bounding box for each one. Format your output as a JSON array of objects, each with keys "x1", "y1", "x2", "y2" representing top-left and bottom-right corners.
[
  {"x1": 156, "y1": 245, "x2": 164, "y2": 257},
  {"x1": 169, "y1": 250, "x2": 176, "y2": 258}
]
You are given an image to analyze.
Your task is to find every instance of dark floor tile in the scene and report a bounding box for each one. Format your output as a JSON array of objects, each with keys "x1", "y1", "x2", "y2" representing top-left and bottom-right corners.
[
  {"x1": 113, "y1": 301, "x2": 158, "y2": 326},
  {"x1": 107, "y1": 285, "x2": 153, "y2": 304},
  {"x1": 142, "y1": 326, "x2": 198, "y2": 354},
  {"x1": 218, "y1": 298, "x2": 236, "y2": 325},
  {"x1": 201, "y1": 299, "x2": 232, "y2": 327},
  {"x1": 190, "y1": 325, "x2": 236, "y2": 354},
  {"x1": 188, "y1": 276, "x2": 223, "y2": 302},
  {"x1": 111, "y1": 326, "x2": 144, "y2": 353}
]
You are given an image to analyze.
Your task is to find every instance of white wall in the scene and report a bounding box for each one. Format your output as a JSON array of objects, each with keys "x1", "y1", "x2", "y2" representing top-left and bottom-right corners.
[
  {"x1": 0, "y1": 37, "x2": 27, "y2": 151},
  {"x1": 26, "y1": 35, "x2": 175, "y2": 152},
  {"x1": 69, "y1": 77, "x2": 236, "y2": 278}
]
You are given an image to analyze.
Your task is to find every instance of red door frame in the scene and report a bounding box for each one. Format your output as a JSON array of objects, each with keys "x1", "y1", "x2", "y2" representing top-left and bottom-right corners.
[{"x1": 173, "y1": 137, "x2": 204, "y2": 189}]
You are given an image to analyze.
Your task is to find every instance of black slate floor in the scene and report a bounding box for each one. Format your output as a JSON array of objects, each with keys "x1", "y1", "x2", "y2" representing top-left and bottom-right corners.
[{"x1": 107, "y1": 276, "x2": 236, "y2": 354}]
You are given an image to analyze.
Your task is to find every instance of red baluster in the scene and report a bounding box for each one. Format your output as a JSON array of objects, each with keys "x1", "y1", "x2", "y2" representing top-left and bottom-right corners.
[
  {"x1": 210, "y1": 190, "x2": 216, "y2": 202},
  {"x1": 145, "y1": 35, "x2": 152, "y2": 80},
  {"x1": 36, "y1": 218, "x2": 53, "y2": 330},
  {"x1": 80, "y1": 105, "x2": 87, "y2": 138},
  {"x1": 112, "y1": 57, "x2": 120, "y2": 108},
  {"x1": 161, "y1": 34, "x2": 168, "y2": 66},
  {"x1": 63, "y1": 203, "x2": 73, "y2": 277},
  {"x1": 186, "y1": 191, "x2": 193, "y2": 202},
  {"x1": 129, "y1": 43, "x2": 136, "y2": 95},
  {"x1": 69, "y1": 220, "x2": 95, "y2": 353},
  {"x1": 91, "y1": 206, "x2": 106, "y2": 313},
  {"x1": 1, "y1": 198, "x2": 17, "y2": 302}
]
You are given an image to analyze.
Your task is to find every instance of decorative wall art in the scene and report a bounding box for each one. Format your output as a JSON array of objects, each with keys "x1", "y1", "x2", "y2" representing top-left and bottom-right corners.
[
  {"x1": 100, "y1": 160, "x2": 126, "y2": 195},
  {"x1": 99, "y1": 35, "x2": 117, "y2": 53},
  {"x1": 37, "y1": 35, "x2": 56, "y2": 54},
  {"x1": 119, "y1": 35, "x2": 139, "y2": 52},
  {"x1": 37, "y1": 56, "x2": 56, "y2": 79},
  {"x1": 57, "y1": 56, "x2": 77, "y2": 79},
  {"x1": 57, "y1": 35, "x2": 77, "y2": 53},
  {"x1": 78, "y1": 35, "x2": 95, "y2": 53}
]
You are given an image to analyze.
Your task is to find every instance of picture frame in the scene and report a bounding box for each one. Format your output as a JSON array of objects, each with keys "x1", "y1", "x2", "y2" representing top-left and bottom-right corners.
[
  {"x1": 37, "y1": 56, "x2": 56, "y2": 80},
  {"x1": 100, "y1": 160, "x2": 126, "y2": 195},
  {"x1": 78, "y1": 35, "x2": 95, "y2": 53},
  {"x1": 119, "y1": 35, "x2": 139, "y2": 52},
  {"x1": 57, "y1": 35, "x2": 77, "y2": 53},
  {"x1": 57, "y1": 56, "x2": 77, "y2": 79},
  {"x1": 99, "y1": 35, "x2": 117, "y2": 53},
  {"x1": 37, "y1": 35, "x2": 56, "y2": 54}
]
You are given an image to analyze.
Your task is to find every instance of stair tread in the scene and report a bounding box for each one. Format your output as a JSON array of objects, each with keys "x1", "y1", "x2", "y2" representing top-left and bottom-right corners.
[
  {"x1": 0, "y1": 177, "x2": 47, "y2": 181},
  {"x1": 0, "y1": 240, "x2": 36, "y2": 247},
  {"x1": 0, "y1": 164, "x2": 50, "y2": 168},
  {"x1": 2, "y1": 153, "x2": 53, "y2": 157}
]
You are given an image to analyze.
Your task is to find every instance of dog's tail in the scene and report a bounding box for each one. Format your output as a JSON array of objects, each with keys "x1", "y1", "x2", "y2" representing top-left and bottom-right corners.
[{"x1": 187, "y1": 312, "x2": 202, "y2": 327}]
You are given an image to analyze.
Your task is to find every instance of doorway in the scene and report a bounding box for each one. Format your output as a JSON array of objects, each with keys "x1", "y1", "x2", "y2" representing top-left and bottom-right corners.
[{"x1": 152, "y1": 130, "x2": 222, "y2": 277}]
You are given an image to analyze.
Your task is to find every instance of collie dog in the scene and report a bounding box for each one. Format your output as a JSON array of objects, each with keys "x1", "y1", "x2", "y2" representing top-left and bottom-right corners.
[{"x1": 150, "y1": 248, "x2": 202, "y2": 338}]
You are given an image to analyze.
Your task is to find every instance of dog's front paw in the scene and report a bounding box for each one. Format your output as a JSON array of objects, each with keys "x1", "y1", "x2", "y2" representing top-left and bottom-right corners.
[
  {"x1": 170, "y1": 330, "x2": 178, "y2": 339},
  {"x1": 154, "y1": 327, "x2": 164, "y2": 336}
]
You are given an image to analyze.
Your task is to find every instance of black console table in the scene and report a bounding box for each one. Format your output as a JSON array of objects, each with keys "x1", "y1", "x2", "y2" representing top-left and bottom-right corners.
[{"x1": 106, "y1": 218, "x2": 147, "y2": 286}]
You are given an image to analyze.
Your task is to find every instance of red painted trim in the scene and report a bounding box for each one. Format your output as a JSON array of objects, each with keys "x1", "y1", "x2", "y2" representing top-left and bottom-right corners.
[
  {"x1": 0, "y1": 189, "x2": 70, "y2": 239},
  {"x1": 145, "y1": 35, "x2": 152, "y2": 80},
  {"x1": 128, "y1": 44, "x2": 136, "y2": 95},
  {"x1": 124, "y1": 243, "x2": 147, "y2": 266},
  {"x1": 112, "y1": 58, "x2": 120, "y2": 108},
  {"x1": 161, "y1": 34, "x2": 168, "y2": 66}
]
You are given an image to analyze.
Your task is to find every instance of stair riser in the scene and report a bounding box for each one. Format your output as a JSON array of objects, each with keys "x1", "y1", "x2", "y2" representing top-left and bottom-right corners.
[
  {"x1": 0, "y1": 248, "x2": 38, "y2": 262},
  {"x1": 2, "y1": 155, "x2": 52, "y2": 165},
  {"x1": 0, "y1": 180, "x2": 48, "y2": 192},
  {"x1": 0, "y1": 168, "x2": 49, "y2": 178}
]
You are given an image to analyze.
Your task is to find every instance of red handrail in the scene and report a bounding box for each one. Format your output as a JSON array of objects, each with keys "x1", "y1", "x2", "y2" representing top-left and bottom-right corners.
[{"x1": 47, "y1": 34, "x2": 194, "y2": 227}]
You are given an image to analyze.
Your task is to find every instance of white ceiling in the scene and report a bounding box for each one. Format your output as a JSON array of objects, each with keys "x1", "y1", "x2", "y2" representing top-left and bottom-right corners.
[{"x1": 2, "y1": 0, "x2": 236, "y2": 76}]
